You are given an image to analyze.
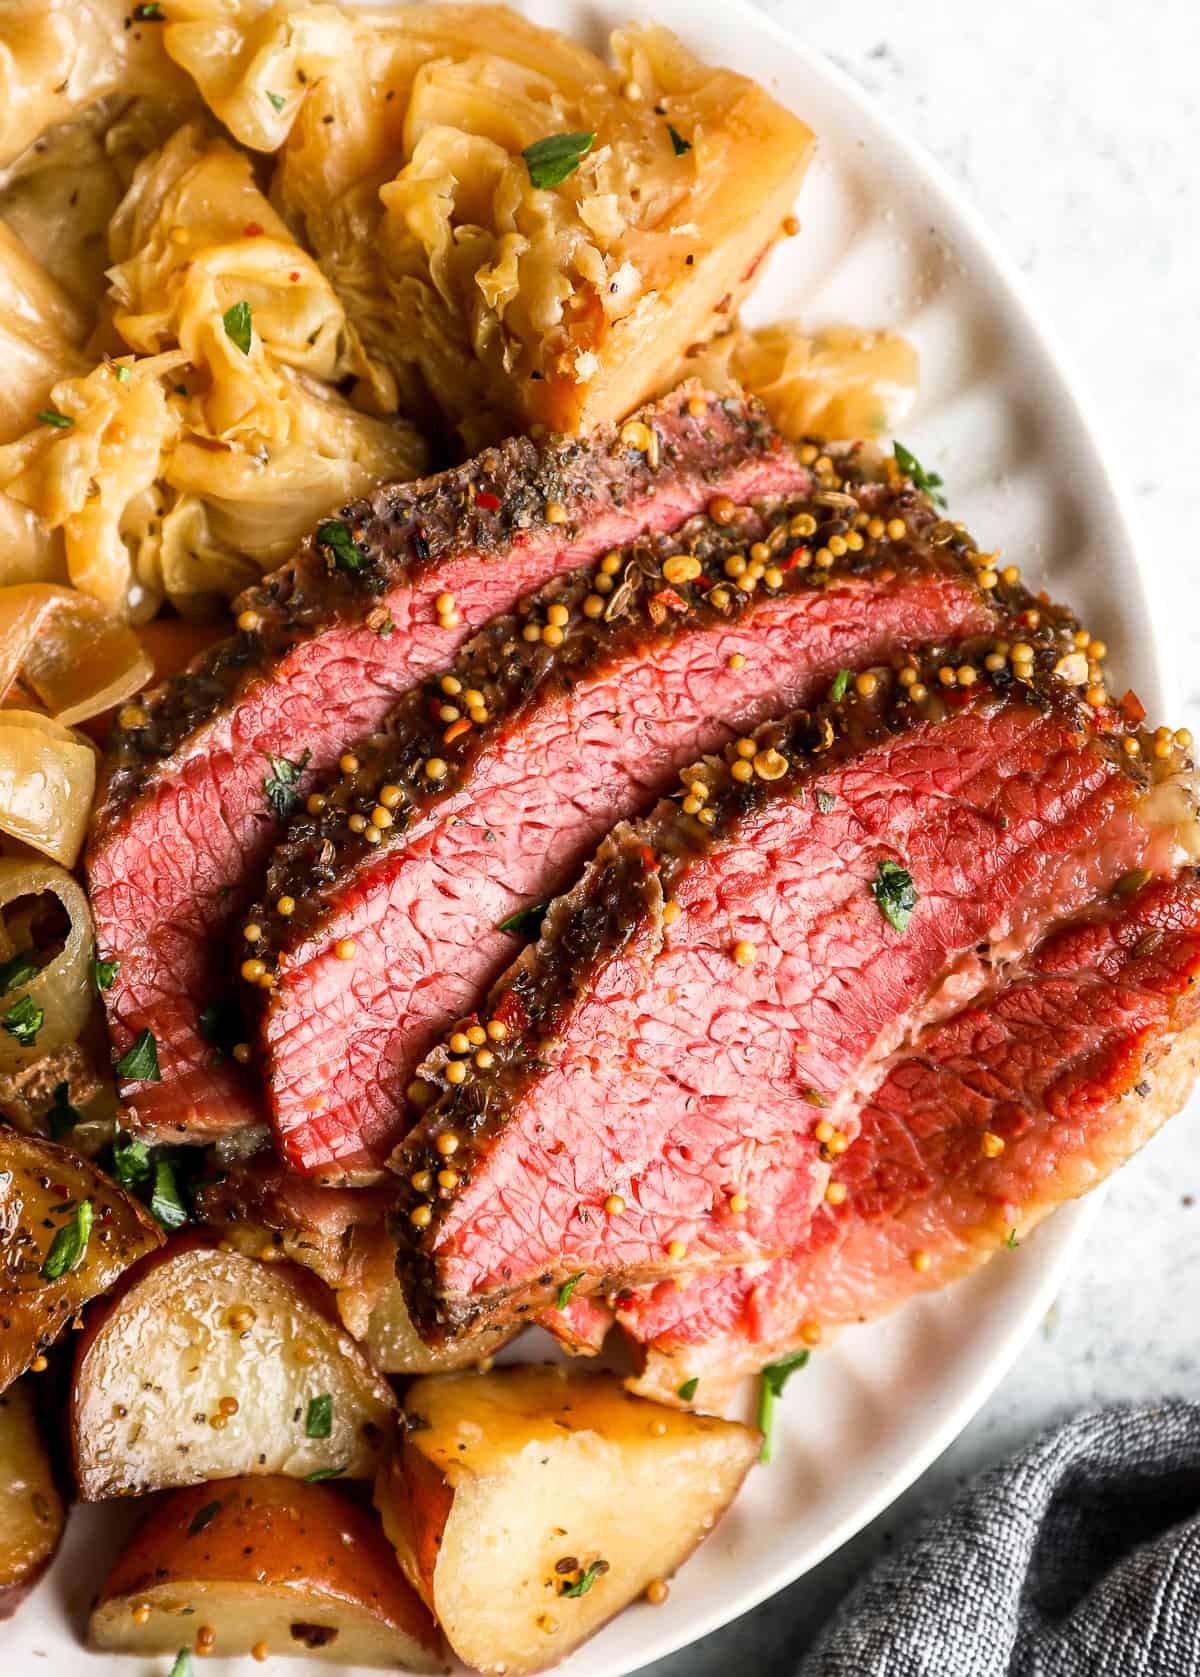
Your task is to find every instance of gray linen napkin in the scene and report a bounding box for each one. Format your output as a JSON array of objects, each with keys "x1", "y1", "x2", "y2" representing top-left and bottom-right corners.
[{"x1": 799, "y1": 1402, "x2": 1200, "y2": 1676}]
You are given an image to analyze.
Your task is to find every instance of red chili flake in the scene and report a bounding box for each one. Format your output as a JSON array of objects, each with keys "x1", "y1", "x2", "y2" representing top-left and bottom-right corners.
[
  {"x1": 1119, "y1": 689, "x2": 1147, "y2": 725},
  {"x1": 779, "y1": 547, "x2": 809, "y2": 572},
  {"x1": 243, "y1": 222, "x2": 265, "y2": 237},
  {"x1": 639, "y1": 844, "x2": 660, "y2": 874},
  {"x1": 651, "y1": 587, "x2": 688, "y2": 615},
  {"x1": 493, "y1": 991, "x2": 530, "y2": 1033},
  {"x1": 50, "y1": 1184, "x2": 69, "y2": 1199},
  {"x1": 475, "y1": 491, "x2": 501, "y2": 511},
  {"x1": 943, "y1": 686, "x2": 971, "y2": 709},
  {"x1": 288, "y1": 270, "x2": 301, "y2": 282}
]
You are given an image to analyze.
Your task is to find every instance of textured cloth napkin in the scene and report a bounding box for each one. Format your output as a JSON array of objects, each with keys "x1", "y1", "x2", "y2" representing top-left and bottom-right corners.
[{"x1": 799, "y1": 1402, "x2": 1200, "y2": 1676}]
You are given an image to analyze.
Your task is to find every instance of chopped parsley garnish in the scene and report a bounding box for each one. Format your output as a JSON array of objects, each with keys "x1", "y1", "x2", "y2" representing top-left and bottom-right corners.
[
  {"x1": 262, "y1": 748, "x2": 311, "y2": 820},
  {"x1": 522, "y1": 131, "x2": 595, "y2": 189},
  {"x1": 116, "y1": 1027, "x2": 162, "y2": 1082},
  {"x1": 666, "y1": 124, "x2": 692, "y2": 156},
  {"x1": 111, "y1": 1127, "x2": 152, "y2": 1189},
  {"x1": 266, "y1": 91, "x2": 287, "y2": 112},
  {"x1": 0, "y1": 950, "x2": 38, "y2": 994},
  {"x1": 814, "y1": 788, "x2": 835, "y2": 814},
  {"x1": 150, "y1": 1159, "x2": 190, "y2": 1230},
  {"x1": 1006, "y1": 1228, "x2": 1020, "y2": 1249},
  {"x1": 36, "y1": 409, "x2": 73, "y2": 429},
  {"x1": 132, "y1": 3, "x2": 164, "y2": 18},
  {"x1": 187, "y1": 1499, "x2": 223, "y2": 1537},
  {"x1": 306, "y1": 1393, "x2": 333, "y2": 1438},
  {"x1": 115, "y1": 365, "x2": 132, "y2": 384},
  {"x1": 170, "y1": 1652, "x2": 193, "y2": 1677},
  {"x1": 802, "y1": 1086, "x2": 830, "y2": 1108},
  {"x1": 871, "y1": 858, "x2": 918, "y2": 934},
  {"x1": 556, "y1": 1272, "x2": 584, "y2": 1311},
  {"x1": 829, "y1": 668, "x2": 851, "y2": 703},
  {"x1": 498, "y1": 902, "x2": 547, "y2": 936},
  {"x1": 561, "y1": 1560, "x2": 608, "y2": 1597},
  {"x1": 91, "y1": 953, "x2": 119, "y2": 993},
  {"x1": 316, "y1": 518, "x2": 365, "y2": 573},
  {"x1": 47, "y1": 1081, "x2": 82, "y2": 1141},
  {"x1": 893, "y1": 441, "x2": 946, "y2": 508},
  {"x1": 370, "y1": 609, "x2": 395, "y2": 639},
  {"x1": 757, "y1": 1349, "x2": 809, "y2": 1463},
  {"x1": 303, "y1": 1463, "x2": 347, "y2": 1482},
  {"x1": 222, "y1": 300, "x2": 253, "y2": 356},
  {"x1": 2, "y1": 994, "x2": 43, "y2": 1046},
  {"x1": 677, "y1": 1377, "x2": 699, "y2": 1402},
  {"x1": 41, "y1": 1198, "x2": 94, "y2": 1280}
]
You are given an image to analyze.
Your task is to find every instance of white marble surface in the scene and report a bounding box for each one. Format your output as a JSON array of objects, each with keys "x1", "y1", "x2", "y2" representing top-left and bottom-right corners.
[{"x1": 641, "y1": 2, "x2": 1200, "y2": 1670}]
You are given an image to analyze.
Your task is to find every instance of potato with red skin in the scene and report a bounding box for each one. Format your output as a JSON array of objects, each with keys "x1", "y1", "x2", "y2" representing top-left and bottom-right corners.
[
  {"x1": 0, "y1": 1379, "x2": 65, "y2": 1619},
  {"x1": 70, "y1": 1240, "x2": 398, "y2": 1499},
  {"x1": 89, "y1": 1475, "x2": 444, "y2": 1669},
  {"x1": 0, "y1": 1127, "x2": 163, "y2": 1393},
  {"x1": 375, "y1": 1365, "x2": 759, "y2": 1676}
]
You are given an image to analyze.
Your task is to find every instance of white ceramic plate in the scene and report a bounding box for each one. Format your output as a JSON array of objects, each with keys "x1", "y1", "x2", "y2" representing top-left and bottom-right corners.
[{"x1": 4, "y1": 2, "x2": 1165, "y2": 1675}]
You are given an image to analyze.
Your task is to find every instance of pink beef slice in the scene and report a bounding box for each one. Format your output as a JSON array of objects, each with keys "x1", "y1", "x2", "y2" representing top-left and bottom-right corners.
[
  {"x1": 389, "y1": 633, "x2": 1188, "y2": 1343},
  {"x1": 247, "y1": 468, "x2": 1002, "y2": 1182},
  {"x1": 86, "y1": 385, "x2": 805, "y2": 1144},
  {"x1": 617, "y1": 869, "x2": 1200, "y2": 1399}
]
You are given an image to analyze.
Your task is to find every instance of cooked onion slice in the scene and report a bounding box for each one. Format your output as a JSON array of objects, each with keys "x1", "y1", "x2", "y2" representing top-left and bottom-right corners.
[
  {"x1": 0, "y1": 583, "x2": 152, "y2": 725},
  {"x1": 0, "y1": 711, "x2": 95, "y2": 866},
  {"x1": 0, "y1": 855, "x2": 94, "y2": 1069}
]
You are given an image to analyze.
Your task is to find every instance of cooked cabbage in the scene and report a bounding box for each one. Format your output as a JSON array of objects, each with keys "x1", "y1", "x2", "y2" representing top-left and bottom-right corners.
[
  {"x1": 0, "y1": 718, "x2": 97, "y2": 872},
  {"x1": 0, "y1": 584, "x2": 152, "y2": 727},
  {"x1": 682, "y1": 323, "x2": 920, "y2": 442},
  {"x1": 276, "y1": 6, "x2": 815, "y2": 447}
]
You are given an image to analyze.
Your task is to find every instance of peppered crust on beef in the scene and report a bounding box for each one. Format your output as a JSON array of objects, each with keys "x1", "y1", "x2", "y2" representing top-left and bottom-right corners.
[{"x1": 87, "y1": 385, "x2": 804, "y2": 1145}]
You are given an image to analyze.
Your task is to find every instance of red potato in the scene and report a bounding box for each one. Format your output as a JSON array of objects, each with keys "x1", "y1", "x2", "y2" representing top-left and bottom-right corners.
[
  {"x1": 89, "y1": 1475, "x2": 445, "y2": 1669},
  {"x1": 70, "y1": 1241, "x2": 399, "y2": 1499},
  {"x1": 375, "y1": 1366, "x2": 759, "y2": 1675},
  {"x1": 0, "y1": 1127, "x2": 163, "y2": 1392},
  {"x1": 0, "y1": 1378, "x2": 65, "y2": 1618}
]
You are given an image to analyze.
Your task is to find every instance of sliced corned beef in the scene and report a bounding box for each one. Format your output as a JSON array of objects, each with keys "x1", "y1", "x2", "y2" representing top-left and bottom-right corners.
[
  {"x1": 86, "y1": 385, "x2": 803, "y2": 1144},
  {"x1": 390, "y1": 629, "x2": 1190, "y2": 1342},
  {"x1": 617, "y1": 868, "x2": 1200, "y2": 1402},
  {"x1": 246, "y1": 472, "x2": 1000, "y2": 1181}
]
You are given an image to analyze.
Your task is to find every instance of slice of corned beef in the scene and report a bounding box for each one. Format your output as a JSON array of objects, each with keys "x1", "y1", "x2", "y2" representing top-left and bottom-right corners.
[
  {"x1": 618, "y1": 867, "x2": 1200, "y2": 1403},
  {"x1": 390, "y1": 630, "x2": 1190, "y2": 1342},
  {"x1": 246, "y1": 470, "x2": 1001, "y2": 1182},
  {"x1": 86, "y1": 385, "x2": 803, "y2": 1144}
]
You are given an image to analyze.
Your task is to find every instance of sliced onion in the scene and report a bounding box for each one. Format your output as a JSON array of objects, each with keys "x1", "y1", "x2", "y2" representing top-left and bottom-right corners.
[
  {"x1": 0, "y1": 709, "x2": 95, "y2": 866},
  {"x1": 0, "y1": 855, "x2": 94, "y2": 1071},
  {"x1": 0, "y1": 582, "x2": 152, "y2": 725}
]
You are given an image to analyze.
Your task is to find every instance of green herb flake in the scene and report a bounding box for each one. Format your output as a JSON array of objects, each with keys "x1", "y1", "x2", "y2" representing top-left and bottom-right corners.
[
  {"x1": 115, "y1": 365, "x2": 132, "y2": 384},
  {"x1": 170, "y1": 1651, "x2": 193, "y2": 1677},
  {"x1": 556, "y1": 1272, "x2": 585, "y2": 1311},
  {"x1": 0, "y1": 950, "x2": 38, "y2": 995},
  {"x1": 802, "y1": 1086, "x2": 830, "y2": 1109},
  {"x1": 91, "y1": 953, "x2": 119, "y2": 993},
  {"x1": 262, "y1": 747, "x2": 312, "y2": 820},
  {"x1": 561, "y1": 1560, "x2": 607, "y2": 1598},
  {"x1": 498, "y1": 901, "x2": 547, "y2": 936},
  {"x1": 150, "y1": 1159, "x2": 190, "y2": 1231},
  {"x1": 111, "y1": 1127, "x2": 152, "y2": 1189},
  {"x1": 814, "y1": 787, "x2": 835, "y2": 814},
  {"x1": 757, "y1": 1349, "x2": 810, "y2": 1463},
  {"x1": 133, "y1": 2, "x2": 164, "y2": 18},
  {"x1": 667, "y1": 124, "x2": 692, "y2": 156},
  {"x1": 316, "y1": 518, "x2": 365, "y2": 574},
  {"x1": 893, "y1": 441, "x2": 946, "y2": 508},
  {"x1": 303, "y1": 1463, "x2": 347, "y2": 1483},
  {"x1": 116, "y1": 1027, "x2": 162, "y2": 1083},
  {"x1": 41, "y1": 1197, "x2": 94, "y2": 1280},
  {"x1": 2, "y1": 994, "x2": 43, "y2": 1046},
  {"x1": 1006, "y1": 1228, "x2": 1020, "y2": 1249},
  {"x1": 266, "y1": 91, "x2": 287, "y2": 112},
  {"x1": 187, "y1": 1499, "x2": 222, "y2": 1537},
  {"x1": 306, "y1": 1392, "x2": 333, "y2": 1439},
  {"x1": 522, "y1": 131, "x2": 595, "y2": 189},
  {"x1": 371, "y1": 610, "x2": 395, "y2": 639},
  {"x1": 870, "y1": 858, "x2": 918, "y2": 935},
  {"x1": 829, "y1": 668, "x2": 850, "y2": 703},
  {"x1": 677, "y1": 1377, "x2": 699, "y2": 1402},
  {"x1": 36, "y1": 409, "x2": 74, "y2": 429},
  {"x1": 222, "y1": 300, "x2": 253, "y2": 356},
  {"x1": 47, "y1": 1081, "x2": 82, "y2": 1141}
]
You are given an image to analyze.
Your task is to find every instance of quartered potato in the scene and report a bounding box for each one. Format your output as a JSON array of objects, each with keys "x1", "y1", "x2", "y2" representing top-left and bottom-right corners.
[
  {"x1": 0, "y1": 1379, "x2": 65, "y2": 1618},
  {"x1": 70, "y1": 1241, "x2": 398, "y2": 1499},
  {"x1": 0, "y1": 1127, "x2": 163, "y2": 1392},
  {"x1": 89, "y1": 1475, "x2": 445, "y2": 1670},
  {"x1": 375, "y1": 1366, "x2": 759, "y2": 1675}
]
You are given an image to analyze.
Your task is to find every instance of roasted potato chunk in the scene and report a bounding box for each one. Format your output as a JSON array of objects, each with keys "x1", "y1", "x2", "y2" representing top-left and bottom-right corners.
[
  {"x1": 0, "y1": 1127, "x2": 162, "y2": 1392},
  {"x1": 0, "y1": 1379, "x2": 65, "y2": 1618},
  {"x1": 70, "y1": 1241, "x2": 398, "y2": 1498},
  {"x1": 90, "y1": 1475, "x2": 444, "y2": 1669},
  {"x1": 375, "y1": 1366, "x2": 758, "y2": 1674}
]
